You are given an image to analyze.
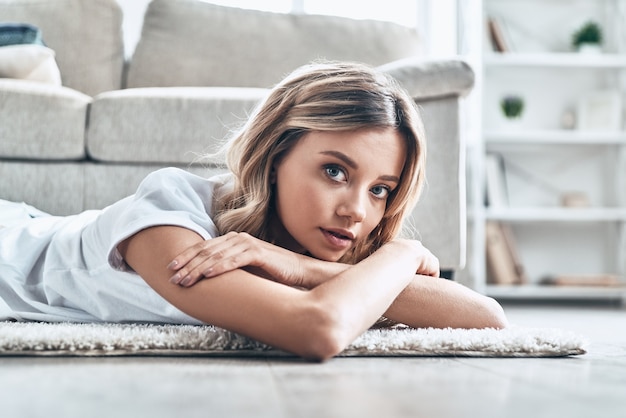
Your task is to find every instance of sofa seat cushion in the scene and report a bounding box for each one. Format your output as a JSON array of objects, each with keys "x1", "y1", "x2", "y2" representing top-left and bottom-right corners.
[
  {"x1": 0, "y1": 79, "x2": 90, "y2": 160},
  {"x1": 127, "y1": 0, "x2": 421, "y2": 89},
  {"x1": 86, "y1": 87, "x2": 268, "y2": 164}
]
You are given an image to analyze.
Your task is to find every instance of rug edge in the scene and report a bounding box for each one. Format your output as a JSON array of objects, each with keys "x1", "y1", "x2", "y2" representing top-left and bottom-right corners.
[{"x1": 0, "y1": 347, "x2": 587, "y2": 358}]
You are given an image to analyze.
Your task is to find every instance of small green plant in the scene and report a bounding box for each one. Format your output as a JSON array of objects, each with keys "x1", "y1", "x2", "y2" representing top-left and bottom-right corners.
[
  {"x1": 572, "y1": 21, "x2": 603, "y2": 48},
  {"x1": 500, "y1": 95, "x2": 524, "y2": 119}
]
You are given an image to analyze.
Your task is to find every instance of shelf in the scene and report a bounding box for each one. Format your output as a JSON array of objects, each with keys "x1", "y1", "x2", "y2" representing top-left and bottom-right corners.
[
  {"x1": 486, "y1": 284, "x2": 626, "y2": 302},
  {"x1": 467, "y1": 2, "x2": 626, "y2": 300},
  {"x1": 484, "y1": 53, "x2": 626, "y2": 68},
  {"x1": 485, "y1": 207, "x2": 626, "y2": 222},
  {"x1": 484, "y1": 130, "x2": 626, "y2": 145}
]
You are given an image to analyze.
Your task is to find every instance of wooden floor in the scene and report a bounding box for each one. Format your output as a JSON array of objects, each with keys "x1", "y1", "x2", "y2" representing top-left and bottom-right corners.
[{"x1": 1, "y1": 303, "x2": 625, "y2": 418}]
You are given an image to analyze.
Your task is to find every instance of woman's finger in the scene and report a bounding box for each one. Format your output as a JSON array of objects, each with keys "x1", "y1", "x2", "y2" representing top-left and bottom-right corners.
[
  {"x1": 167, "y1": 232, "x2": 239, "y2": 272},
  {"x1": 169, "y1": 233, "x2": 261, "y2": 287}
]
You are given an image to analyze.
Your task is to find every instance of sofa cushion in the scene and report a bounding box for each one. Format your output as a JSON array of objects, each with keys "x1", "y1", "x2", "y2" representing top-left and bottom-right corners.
[
  {"x1": 127, "y1": 0, "x2": 421, "y2": 89},
  {"x1": 86, "y1": 87, "x2": 267, "y2": 164},
  {"x1": 0, "y1": 79, "x2": 90, "y2": 160},
  {"x1": 0, "y1": 0, "x2": 124, "y2": 96}
]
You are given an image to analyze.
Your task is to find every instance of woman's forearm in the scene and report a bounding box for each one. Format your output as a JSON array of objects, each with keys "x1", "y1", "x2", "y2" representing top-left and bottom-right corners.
[
  {"x1": 305, "y1": 240, "x2": 422, "y2": 346},
  {"x1": 383, "y1": 275, "x2": 509, "y2": 329},
  {"x1": 295, "y1": 239, "x2": 508, "y2": 330},
  {"x1": 298, "y1": 238, "x2": 437, "y2": 289},
  {"x1": 302, "y1": 253, "x2": 508, "y2": 330},
  {"x1": 298, "y1": 255, "x2": 349, "y2": 288}
]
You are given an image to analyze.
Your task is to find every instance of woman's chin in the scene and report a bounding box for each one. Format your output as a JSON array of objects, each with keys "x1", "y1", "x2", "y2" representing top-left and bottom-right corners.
[{"x1": 306, "y1": 248, "x2": 346, "y2": 262}]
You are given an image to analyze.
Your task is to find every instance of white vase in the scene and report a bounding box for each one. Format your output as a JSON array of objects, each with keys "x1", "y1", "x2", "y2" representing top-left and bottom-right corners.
[
  {"x1": 576, "y1": 43, "x2": 602, "y2": 54},
  {"x1": 500, "y1": 116, "x2": 523, "y2": 131}
]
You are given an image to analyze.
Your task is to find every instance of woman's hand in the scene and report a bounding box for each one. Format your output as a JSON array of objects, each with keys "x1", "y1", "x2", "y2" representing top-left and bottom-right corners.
[
  {"x1": 168, "y1": 232, "x2": 438, "y2": 288},
  {"x1": 413, "y1": 240, "x2": 440, "y2": 278},
  {"x1": 387, "y1": 238, "x2": 440, "y2": 278},
  {"x1": 167, "y1": 232, "x2": 308, "y2": 288},
  {"x1": 167, "y1": 232, "x2": 349, "y2": 288}
]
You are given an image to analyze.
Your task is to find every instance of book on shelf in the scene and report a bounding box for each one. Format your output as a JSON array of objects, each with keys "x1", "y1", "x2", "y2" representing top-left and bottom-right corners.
[
  {"x1": 484, "y1": 153, "x2": 509, "y2": 208},
  {"x1": 485, "y1": 221, "x2": 527, "y2": 285},
  {"x1": 540, "y1": 274, "x2": 624, "y2": 287},
  {"x1": 487, "y1": 16, "x2": 513, "y2": 53}
]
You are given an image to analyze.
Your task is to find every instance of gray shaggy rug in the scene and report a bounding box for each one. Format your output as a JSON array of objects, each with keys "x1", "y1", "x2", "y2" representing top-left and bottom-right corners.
[{"x1": 0, "y1": 322, "x2": 587, "y2": 358}]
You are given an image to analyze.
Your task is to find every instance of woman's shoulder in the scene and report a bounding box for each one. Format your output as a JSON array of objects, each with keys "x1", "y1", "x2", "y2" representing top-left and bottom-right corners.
[
  {"x1": 138, "y1": 168, "x2": 233, "y2": 200},
  {"x1": 140, "y1": 167, "x2": 211, "y2": 186},
  {"x1": 124, "y1": 168, "x2": 232, "y2": 220},
  {"x1": 103, "y1": 168, "x2": 232, "y2": 269}
]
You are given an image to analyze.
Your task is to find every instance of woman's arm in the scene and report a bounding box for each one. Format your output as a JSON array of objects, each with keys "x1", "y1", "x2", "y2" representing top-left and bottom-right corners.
[
  {"x1": 119, "y1": 225, "x2": 421, "y2": 361},
  {"x1": 166, "y1": 231, "x2": 439, "y2": 288},
  {"x1": 166, "y1": 231, "x2": 351, "y2": 288},
  {"x1": 166, "y1": 232, "x2": 507, "y2": 330},
  {"x1": 382, "y1": 276, "x2": 508, "y2": 329}
]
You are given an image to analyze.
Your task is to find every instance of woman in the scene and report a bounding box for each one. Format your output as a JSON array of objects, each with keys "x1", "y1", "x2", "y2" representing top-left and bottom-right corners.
[{"x1": 0, "y1": 62, "x2": 507, "y2": 361}]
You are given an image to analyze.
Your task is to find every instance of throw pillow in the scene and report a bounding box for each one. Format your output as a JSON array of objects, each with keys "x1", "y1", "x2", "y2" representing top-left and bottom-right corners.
[
  {"x1": 0, "y1": 23, "x2": 44, "y2": 47},
  {"x1": 0, "y1": 44, "x2": 61, "y2": 85}
]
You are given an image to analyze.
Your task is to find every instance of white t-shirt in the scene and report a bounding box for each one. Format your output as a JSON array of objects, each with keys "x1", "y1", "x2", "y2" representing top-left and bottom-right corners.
[{"x1": 0, "y1": 168, "x2": 233, "y2": 324}]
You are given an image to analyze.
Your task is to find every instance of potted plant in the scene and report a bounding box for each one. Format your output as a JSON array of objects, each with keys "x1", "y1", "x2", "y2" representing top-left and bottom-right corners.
[
  {"x1": 500, "y1": 95, "x2": 524, "y2": 120},
  {"x1": 572, "y1": 21, "x2": 603, "y2": 54}
]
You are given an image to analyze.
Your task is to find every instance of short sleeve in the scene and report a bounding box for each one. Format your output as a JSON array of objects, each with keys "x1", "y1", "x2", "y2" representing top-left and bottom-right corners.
[{"x1": 106, "y1": 168, "x2": 223, "y2": 271}]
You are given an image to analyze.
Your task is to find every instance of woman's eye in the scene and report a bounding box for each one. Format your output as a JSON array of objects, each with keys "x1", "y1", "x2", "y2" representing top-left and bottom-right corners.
[
  {"x1": 371, "y1": 185, "x2": 391, "y2": 199},
  {"x1": 324, "y1": 165, "x2": 346, "y2": 182}
]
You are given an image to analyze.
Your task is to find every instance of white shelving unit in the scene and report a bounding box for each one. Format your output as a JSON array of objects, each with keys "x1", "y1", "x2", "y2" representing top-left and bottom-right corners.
[
  {"x1": 460, "y1": 0, "x2": 626, "y2": 303},
  {"x1": 485, "y1": 53, "x2": 626, "y2": 68}
]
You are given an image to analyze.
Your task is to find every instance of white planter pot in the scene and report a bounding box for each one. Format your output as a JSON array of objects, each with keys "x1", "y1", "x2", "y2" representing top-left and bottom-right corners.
[
  {"x1": 576, "y1": 43, "x2": 602, "y2": 54},
  {"x1": 499, "y1": 116, "x2": 523, "y2": 131}
]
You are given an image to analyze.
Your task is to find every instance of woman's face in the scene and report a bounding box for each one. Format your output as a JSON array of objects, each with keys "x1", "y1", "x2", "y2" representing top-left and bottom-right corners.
[{"x1": 271, "y1": 128, "x2": 406, "y2": 261}]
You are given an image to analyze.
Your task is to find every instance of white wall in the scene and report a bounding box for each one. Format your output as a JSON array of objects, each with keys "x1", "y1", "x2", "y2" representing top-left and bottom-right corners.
[{"x1": 115, "y1": 0, "x2": 151, "y2": 58}]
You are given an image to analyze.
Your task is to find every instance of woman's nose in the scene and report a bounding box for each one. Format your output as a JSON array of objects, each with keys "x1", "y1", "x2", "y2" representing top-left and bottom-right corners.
[{"x1": 336, "y1": 190, "x2": 366, "y2": 222}]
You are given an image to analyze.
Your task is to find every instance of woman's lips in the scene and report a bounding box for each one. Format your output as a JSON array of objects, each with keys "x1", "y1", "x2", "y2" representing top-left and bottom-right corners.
[{"x1": 320, "y1": 228, "x2": 354, "y2": 249}]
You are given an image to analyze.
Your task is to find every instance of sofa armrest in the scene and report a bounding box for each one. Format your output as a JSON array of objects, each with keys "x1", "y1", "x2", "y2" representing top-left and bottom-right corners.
[
  {"x1": 377, "y1": 58, "x2": 475, "y2": 272},
  {"x1": 378, "y1": 58, "x2": 474, "y2": 101}
]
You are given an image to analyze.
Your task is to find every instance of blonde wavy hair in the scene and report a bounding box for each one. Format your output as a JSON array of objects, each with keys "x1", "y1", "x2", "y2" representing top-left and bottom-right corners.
[{"x1": 213, "y1": 61, "x2": 426, "y2": 264}]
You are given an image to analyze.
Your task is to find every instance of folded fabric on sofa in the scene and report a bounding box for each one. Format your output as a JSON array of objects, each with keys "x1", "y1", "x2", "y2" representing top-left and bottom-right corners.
[
  {"x1": 0, "y1": 45, "x2": 61, "y2": 85},
  {"x1": 0, "y1": 23, "x2": 60, "y2": 84},
  {"x1": 0, "y1": 23, "x2": 43, "y2": 46}
]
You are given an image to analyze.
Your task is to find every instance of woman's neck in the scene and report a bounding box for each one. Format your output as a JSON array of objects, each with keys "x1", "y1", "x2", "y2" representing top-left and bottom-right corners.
[{"x1": 267, "y1": 214, "x2": 306, "y2": 254}]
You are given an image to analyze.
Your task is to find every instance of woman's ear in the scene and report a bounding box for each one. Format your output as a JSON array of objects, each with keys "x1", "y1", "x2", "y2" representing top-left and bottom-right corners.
[{"x1": 270, "y1": 166, "x2": 277, "y2": 184}]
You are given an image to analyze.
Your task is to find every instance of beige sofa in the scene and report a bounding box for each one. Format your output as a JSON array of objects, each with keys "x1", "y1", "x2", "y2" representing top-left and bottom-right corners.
[{"x1": 0, "y1": 0, "x2": 473, "y2": 273}]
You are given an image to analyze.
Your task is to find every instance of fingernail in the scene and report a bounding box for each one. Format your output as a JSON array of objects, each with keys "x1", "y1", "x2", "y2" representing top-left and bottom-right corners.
[
  {"x1": 169, "y1": 273, "x2": 181, "y2": 284},
  {"x1": 180, "y1": 276, "x2": 192, "y2": 287},
  {"x1": 167, "y1": 260, "x2": 178, "y2": 270}
]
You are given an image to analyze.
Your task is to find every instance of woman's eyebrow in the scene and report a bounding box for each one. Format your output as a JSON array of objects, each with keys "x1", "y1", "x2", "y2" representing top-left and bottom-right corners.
[
  {"x1": 319, "y1": 150, "x2": 400, "y2": 183},
  {"x1": 379, "y1": 175, "x2": 400, "y2": 184},
  {"x1": 319, "y1": 150, "x2": 358, "y2": 169}
]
